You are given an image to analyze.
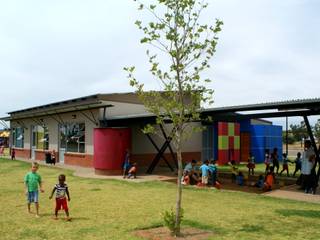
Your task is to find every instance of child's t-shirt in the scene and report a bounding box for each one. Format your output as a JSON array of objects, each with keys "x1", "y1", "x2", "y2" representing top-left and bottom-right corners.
[
  {"x1": 24, "y1": 172, "x2": 41, "y2": 192},
  {"x1": 208, "y1": 164, "x2": 216, "y2": 174},
  {"x1": 199, "y1": 164, "x2": 209, "y2": 177},
  {"x1": 54, "y1": 183, "x2": 68, "y2": 199}
]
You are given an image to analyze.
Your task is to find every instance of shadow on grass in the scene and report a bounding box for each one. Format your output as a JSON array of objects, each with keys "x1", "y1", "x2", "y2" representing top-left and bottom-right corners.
[
  {"x1": 239, "y1": 224, "x2": 268, "y2": 234},
  {"x1": 183, "y1": 219, "x2": 224, "y2": 235},
  {"x1": 276, "y1": 209, "x2": 320, "y2": 219}
]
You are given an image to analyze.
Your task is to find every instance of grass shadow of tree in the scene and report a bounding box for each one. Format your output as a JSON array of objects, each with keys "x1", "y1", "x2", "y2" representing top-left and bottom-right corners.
[
  {"x1": 239, "y1": 224, "x2": 269, "y2": 234},
  {"x1": 276, "y1": 209, "x2": 320, "y2": 219}
]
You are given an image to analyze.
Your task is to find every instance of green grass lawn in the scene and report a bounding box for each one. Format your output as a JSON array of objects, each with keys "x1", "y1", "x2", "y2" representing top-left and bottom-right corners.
[{"x1": 1, "y1": 158, "x2": 320, "y2": 240}]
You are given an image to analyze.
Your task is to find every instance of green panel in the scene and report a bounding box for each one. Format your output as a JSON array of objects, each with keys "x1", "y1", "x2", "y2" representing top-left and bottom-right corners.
[
  {"x1": 218, "y1": 136, "x2": 229, "y2": 150},
  {"x1": 234, "y1": 136, "x2": 240, "y2": 149},
  {"x1": 228, "y1": 123, "x2": 234, "y2": 136}
]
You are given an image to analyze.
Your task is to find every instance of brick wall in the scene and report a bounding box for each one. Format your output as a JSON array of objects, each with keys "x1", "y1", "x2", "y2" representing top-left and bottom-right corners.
[{"x1": 64, "y1": 153, "x2": 93, "y2": 168}]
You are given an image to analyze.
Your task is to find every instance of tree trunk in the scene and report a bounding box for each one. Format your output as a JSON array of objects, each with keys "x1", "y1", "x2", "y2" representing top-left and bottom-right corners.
[{"x1": 174, "y1": 139, "x2": 183, "y2": 236}]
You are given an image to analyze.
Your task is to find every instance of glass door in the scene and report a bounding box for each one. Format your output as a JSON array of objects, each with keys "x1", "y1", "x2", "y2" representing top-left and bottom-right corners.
[
  {"x1": 31, "y1": 126, "x2": 36, "y2": 160},
  {"x1": 59, "y1": 124, "x2": 67, "y2": 164}
]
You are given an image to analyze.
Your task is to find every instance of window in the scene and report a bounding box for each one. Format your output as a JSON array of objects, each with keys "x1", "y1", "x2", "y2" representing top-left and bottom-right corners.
[
  {"x1": 59, "y1": 123, "x2": 85, "y2": 153},
  {"x1": 13, "y1": 127, "x2": 24, "y2": 148},
  {"x1": 32, "y1": 125, "x2": 49, "y2": 150}
]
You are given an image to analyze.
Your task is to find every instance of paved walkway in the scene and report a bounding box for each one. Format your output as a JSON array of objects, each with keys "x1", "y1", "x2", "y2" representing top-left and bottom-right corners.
[
  {"x1": 16, "y1": 157, "x2": 177, "y2": 183},
  {"x1": 13, "y1": 158, "x2": 320, "y2": 204},
  {"x1": 263, "y1": 184, "x2": 320, "y2": 204}
]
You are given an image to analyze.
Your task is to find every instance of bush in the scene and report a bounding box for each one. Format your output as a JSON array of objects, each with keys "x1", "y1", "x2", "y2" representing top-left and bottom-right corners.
[{"x1": 162, "y1": 208, "x2": 184, "y2": 235}]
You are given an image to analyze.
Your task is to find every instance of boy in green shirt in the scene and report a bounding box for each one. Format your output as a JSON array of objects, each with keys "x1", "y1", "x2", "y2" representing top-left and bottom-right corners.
[{"x1": 24, "y1": 162, "x2": 44, "y2": 217}]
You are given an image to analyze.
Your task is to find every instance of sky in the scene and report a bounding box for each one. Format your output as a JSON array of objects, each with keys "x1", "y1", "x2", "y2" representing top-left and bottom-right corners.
[{"x1": 0, "y1": 0, "x2": 319, "y2": 128}]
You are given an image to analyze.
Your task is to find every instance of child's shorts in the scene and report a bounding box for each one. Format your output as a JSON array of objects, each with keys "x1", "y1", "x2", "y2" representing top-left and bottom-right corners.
[
  {"x1": 27, "y1": 191, "x2": 39, "y2": 203},
  {"x1": 283, "y1": 164, "x2": 288, "y2": 170},
  {"x1": 201, "y1": 176, "x2": 208, "y2": 185},
  {"x1": 55, "y1": 198, "x2": 68, "y2": 211}
]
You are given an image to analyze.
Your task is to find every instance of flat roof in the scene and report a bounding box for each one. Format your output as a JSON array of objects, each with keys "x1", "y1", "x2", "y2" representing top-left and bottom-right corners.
[{"x1": 1, "y1": 95, "x2": 320, "y2": 122}]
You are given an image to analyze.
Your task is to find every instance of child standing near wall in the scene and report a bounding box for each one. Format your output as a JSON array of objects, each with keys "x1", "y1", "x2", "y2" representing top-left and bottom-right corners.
[
  {"x1": 229, "y1": 160, "x2": 238, "y2": 183},
  {"x1": 11, "y1": 148, "x2": 15, "y2": 160},
  {"x1": 264, "y1": 149, "x2": 271, "y2": 174},
  {"x1": 247, "y1": 152, "x2": 255, "y2": 176},
  {"x1": 280, "y1": 153, "x2": 290, "y2": 177},
  {"x1": 49, "y1": 174, "x2": 71, "y2": 221},
  {"x1": 24, "y1": 162, "x2": 44, "y2": 217}
]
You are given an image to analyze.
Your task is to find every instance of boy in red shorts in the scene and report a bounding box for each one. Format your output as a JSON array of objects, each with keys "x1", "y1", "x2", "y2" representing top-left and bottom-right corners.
[{"x1": 49, "y1": 174, "x2": 71, "y2": 221}]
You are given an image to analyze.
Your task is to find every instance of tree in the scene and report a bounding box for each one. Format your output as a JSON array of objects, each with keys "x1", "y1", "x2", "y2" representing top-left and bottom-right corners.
[
  {"x1": 125, "y1": 0, "x2": 222, "y2": 236},
  {"x1": 289, "y1": 121, "x2": 308, "y2": 142},
  {"x1": 314, "y1": 119, "x2": 320, "y2": 144}
]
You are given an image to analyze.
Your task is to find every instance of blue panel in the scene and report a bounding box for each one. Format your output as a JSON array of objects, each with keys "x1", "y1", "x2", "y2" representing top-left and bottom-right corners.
[
  {"x1": 251, "y1": 136, "x2": 265, "y2": 148},
  {"x1": 239, "y1": 119, "x2": 251, "y2": 132},
  {"x1": 251, "y1": 148, "x2": 265, "y2": 163},
  {"x1": 213, "y1": 123, "x2": 218, "y2": 161}
]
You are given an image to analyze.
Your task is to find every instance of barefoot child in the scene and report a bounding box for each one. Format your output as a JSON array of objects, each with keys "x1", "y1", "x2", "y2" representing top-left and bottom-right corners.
[
  {"x1": 24, "y1": 162, "x2": 44, "y2": 217},
  {"x1": 49, "y1": 174, "x2": 71, "y2": 221}
]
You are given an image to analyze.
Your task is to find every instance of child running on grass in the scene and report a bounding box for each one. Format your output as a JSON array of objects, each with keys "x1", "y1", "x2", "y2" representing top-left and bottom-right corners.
[
  {"x1": 49, "y1": 174, "x2": 71, "y2": 221},
  {"x1": 24, "y1": 162, "x2": 44, "y2": 217}
]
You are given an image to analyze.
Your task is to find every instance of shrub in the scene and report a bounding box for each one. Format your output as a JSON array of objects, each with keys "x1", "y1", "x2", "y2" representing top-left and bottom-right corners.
[{"x1": 162, "y1": 208, "x2": 184, "y2": 235}]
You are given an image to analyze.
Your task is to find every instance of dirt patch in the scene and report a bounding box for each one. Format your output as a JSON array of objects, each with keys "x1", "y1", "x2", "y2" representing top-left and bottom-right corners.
[{"x1": 134, "y1": 227, "x2": 214, "y2": 240}]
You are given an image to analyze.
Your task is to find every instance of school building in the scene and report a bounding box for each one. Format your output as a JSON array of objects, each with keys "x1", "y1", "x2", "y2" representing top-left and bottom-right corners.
[{"x1": 1, "y1": 92, "x2": 287, "y2": 174}]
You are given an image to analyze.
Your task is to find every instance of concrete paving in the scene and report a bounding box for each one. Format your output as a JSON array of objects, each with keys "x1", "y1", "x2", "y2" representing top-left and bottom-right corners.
[{"x1": 10, "y1": 157, "x2": 320, "y2": 204}]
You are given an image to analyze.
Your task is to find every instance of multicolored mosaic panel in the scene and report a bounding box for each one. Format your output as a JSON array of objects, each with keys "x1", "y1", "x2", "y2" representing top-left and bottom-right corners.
[{"x1": 217, "y1": 122, "x2": 240, "y2": 165}]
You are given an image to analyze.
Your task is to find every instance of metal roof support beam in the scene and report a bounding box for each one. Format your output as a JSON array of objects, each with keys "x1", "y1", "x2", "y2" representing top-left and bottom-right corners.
[
  {"x1": 159, "y1": 124, "x2": 178, "y2": 169},
  {"x1": 146, "y1": 126, "x2": 177, "y2": 174},
  {"x1": 16, "y1": 120, "x2": 28, "y2": 130},
  {"x1": 31, "y1": 118, "x2": 45, "y2": 127},
  {"x1": 0, "y1": 120, "x2": 9, "y2": 129},
  {"x1": 303, "y1": 115, "x2": 320, "y2": 184},
  {"x1": 145, "y1": 133, "x2": 175, "y2": 173},
  {"x1": 51, "y1": 111, "x2": 65, "y2": 125},
  {"x1": 77, "y1": 109, "x2": 98, "y2": 126}
]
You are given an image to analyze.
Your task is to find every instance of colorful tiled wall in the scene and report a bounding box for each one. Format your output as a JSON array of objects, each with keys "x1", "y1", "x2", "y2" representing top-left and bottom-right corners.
[{"x1": 217, "y1": 122, "x2": 240, "y2": 165}]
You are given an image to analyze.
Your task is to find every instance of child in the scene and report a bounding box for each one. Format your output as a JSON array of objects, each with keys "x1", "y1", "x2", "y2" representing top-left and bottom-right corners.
[
  {"x1": 11, "y1": 148, "x2": 15, "y2": 160},
  {"x1": 236, "y1": 171, "x2": 244, "y2": 186},
  {"x1": 247, "y1": 152, "x2": 255, "y2": 176},
  {"x1": 122, "y1": 149, "x2": 131, "y2": 178},
  {"x1": 181, "y1": 170, "x2": 190, "y2": 185},
  {"x1": 49, "y1": 174, "x2": 71, "y2": 221},
  {"x1": 127, "y1": 162, "x2": 137, "y2": 179},
  {"x1": 264, "y1": 149, "x2": 271, "y2": 174},
  {"x1": 208, "y1": 159, "x2": 217, "y2": 186},
  {"x1": 24, "y1": 162, "x2": 44, "y2": 217},
  {"x1": 199, "y1": 160, "x2": 210, "y2": 186},
  {"x1": 292, "y1": 152, "x2": 302, "y2": 177},
  {"x1": 263, "y1": 166, "x2": 275, "y2": 191},
  {"x1": 279, "y1": 153, "x2": 290, "y2": 177},
  {"x1": 254, "y1": 175, "x2": 264, "y2": 188},
  {"x1": 229, "y1": 160, "x2": 238, "y2": 183},
  {"x1": 51, "y1": 149, "x2": 56, "y2": 165}
]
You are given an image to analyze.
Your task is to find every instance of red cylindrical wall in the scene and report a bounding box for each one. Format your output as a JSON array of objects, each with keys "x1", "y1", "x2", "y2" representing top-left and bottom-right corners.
[{"x1": 93, "y1": 128, "x2": 131, "y2": 174}]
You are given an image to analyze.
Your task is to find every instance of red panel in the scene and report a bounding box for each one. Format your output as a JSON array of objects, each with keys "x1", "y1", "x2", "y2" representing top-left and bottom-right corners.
[
  {"x1": 218, "y1": 122, "x2": 228, "y2": 136},
  {"x1": 234, "y1": 149, "x2": 240, "y2": 163},
  {"x1": 218, "y1": 150, "x2": 228, "y2": 165},
  {"x1": 229, "y1": 136, "x2": 234, "y2": 149},
  {"x1": 93, "y1": 128, "x2": 131, "y2": 170},
  {"x1": 235, "y1": 123, "x2": 240, "y2": 135}
]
